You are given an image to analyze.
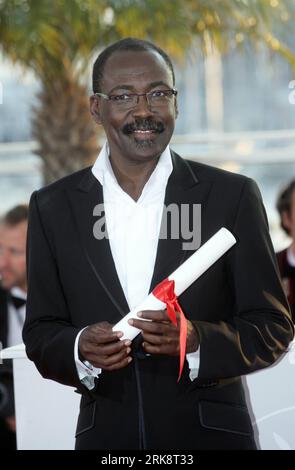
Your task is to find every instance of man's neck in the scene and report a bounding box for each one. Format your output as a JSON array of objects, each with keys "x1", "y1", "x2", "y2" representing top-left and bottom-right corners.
[{"x1": 109, "y1": 154, "x2": 160, "y2": 201}]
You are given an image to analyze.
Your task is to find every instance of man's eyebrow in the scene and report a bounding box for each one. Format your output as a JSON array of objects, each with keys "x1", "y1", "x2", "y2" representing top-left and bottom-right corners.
[
  {"x1": 148, "y1": 80, "x2": 172, "y2": 89},
  {"x1": 108, "y1": 81, "x2": 172, "y2": 94},
  {"x1": 108, "y1": 85, "x2": 134, "y2": 94}
]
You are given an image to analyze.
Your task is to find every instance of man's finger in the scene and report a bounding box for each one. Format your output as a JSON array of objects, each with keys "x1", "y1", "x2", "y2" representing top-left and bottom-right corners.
[
  {"x1": 142, "y1": 342, "x2": 164, "y2": 355},
  {"x1": 100, "y1": 347, "x2": 131, "y2": 367},
  {"x1": 143, "y1": 341, "x2": 179, "y2": 356},
  {"x1": 141, "y1": 332, "x2": 163, "y2": 345},
  {"x1": 82, "y1": 339, "x2": 131, "y2": 356},
  {"x1": 84, "y1": 329, "x2": 123, "y2": 345},
  {"x1": 104, "y1": 356, "x2": 133, "y2": 371},
  {"x1": 89, "y1": 352, "x2": 132, "y2": 370},
  {"x1": 137, "y1": 310, "x2": 169, "y2": 321},
  {"x1": 129, "y1": 318, "x2": 168, "y2": 334},
  {"x1": 142, "y1": 332, "x2": 178, "y2": 347}
]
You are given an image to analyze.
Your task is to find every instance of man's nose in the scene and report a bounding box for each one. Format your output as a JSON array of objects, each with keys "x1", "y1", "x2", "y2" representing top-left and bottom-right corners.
[{"x1": 132, "y1": 94, "x2": 153, "y2": 117}]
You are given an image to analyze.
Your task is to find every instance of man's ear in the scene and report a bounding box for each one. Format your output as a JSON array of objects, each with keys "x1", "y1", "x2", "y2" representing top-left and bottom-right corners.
[
  {"x1": 89, "y1": 95, "x2": 102, "y2": 125},
  {"x1": 282, "y1": 210, "x2": 292, "y2": 233}
]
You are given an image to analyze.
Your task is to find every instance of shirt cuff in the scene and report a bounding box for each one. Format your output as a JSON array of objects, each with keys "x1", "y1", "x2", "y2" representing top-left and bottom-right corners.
[
  {"x1": 186, "y1": 345, "x2": 200, "y2": 381},
  {"x1": 74, "y1": 328, "x2": 102, "y2": 390}
]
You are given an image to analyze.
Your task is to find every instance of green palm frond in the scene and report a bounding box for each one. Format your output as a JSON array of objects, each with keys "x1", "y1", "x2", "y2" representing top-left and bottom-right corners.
[
  {"x1": 1, "y1": 0, "x2": 295, "y2": 77},
  {"x1": 1, "y1": 0, "x2": 294, "y2": 183}
]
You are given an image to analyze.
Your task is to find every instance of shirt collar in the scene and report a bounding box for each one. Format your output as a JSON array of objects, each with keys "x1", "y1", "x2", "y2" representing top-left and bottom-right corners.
[
  {"x1": 10, "y1": 286, "x2": 27, "y2": 300},
  {"x1": 92, "y1": 141, "x2": 173, "y2": 190}
]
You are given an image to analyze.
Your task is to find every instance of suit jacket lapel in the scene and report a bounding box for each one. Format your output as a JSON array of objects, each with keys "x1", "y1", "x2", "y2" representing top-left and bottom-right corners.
[
  {"x1": 66, "y1": 171, "x2": 130, "y2": 319},
  {"x1": 149, "y1": 151, "x2": 213, "y2": 292}
]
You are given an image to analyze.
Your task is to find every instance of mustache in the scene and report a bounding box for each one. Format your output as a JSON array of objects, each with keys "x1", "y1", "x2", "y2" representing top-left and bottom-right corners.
[{"x1": 123, "y1": 119, "x2": 165, "y2": 135}]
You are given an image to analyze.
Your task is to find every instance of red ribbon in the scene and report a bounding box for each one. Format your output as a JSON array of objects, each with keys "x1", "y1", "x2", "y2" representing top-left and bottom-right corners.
[{"x1": 152, "y1": 278, "x2": 187, "y2": 382}]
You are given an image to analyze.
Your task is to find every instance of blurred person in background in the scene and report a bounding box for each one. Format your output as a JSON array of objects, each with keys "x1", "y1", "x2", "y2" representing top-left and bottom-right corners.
[
  {"x1": 276, "y1": 180, "x2": 295, "y2": 322},
  {"x1": 0, "y1": 205, "x2": 28, "y2": 450}
]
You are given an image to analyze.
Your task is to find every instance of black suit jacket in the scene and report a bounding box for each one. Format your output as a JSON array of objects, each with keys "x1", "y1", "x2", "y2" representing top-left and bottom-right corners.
[
  {"x1": 0, "y1": 288, "x2": 8, "y2": 349},
  {"x1": 23, "y1": 151, "x2": 294, "y2": 450}
]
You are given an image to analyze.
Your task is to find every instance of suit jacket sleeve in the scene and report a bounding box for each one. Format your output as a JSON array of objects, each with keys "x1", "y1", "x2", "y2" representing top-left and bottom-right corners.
[
  {"x1": 23, "y1": 191, "x2": 82, "y2": 390},
  {"x1": 193, "y1": 178, "x2": 294, "y2": 380}
]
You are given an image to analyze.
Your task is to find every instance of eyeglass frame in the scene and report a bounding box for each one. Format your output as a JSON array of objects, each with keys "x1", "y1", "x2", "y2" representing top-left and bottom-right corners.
[{"x1": 94, "y1": 88, "x2": 178, "y2": 109}]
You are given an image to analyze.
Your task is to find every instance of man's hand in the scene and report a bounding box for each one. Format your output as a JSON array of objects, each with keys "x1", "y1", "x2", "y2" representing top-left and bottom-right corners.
[
  {"x1": 128, "y1": 310, "x2": 199, "y2": 356},
  {"x1": 79, "y1": 321, "x2": 132, "y2": 370}
]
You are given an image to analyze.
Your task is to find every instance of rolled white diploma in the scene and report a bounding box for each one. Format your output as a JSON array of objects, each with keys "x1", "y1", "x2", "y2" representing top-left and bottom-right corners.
[{"x1": 113, "y1": 227, "x2": 236, "y2": 341}]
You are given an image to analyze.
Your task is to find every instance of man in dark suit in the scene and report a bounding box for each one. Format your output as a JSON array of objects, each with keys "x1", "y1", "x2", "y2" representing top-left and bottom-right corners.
[
  {"x1": 0, "y1": 205, "x2": 28, "y2": 450},
  {"x1": 23, "y1": 38, "x2": 293, "y2": 450}
]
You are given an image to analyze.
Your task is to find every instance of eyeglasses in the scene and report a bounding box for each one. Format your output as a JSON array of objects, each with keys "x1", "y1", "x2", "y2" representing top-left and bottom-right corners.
[{"x1": 94, "y1": 88, "x2": 177, "y2": 110}]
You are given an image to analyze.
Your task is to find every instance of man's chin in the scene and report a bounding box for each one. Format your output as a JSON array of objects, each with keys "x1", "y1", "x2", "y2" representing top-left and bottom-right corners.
[
  {"x1": 118, "y1": 132, "x2": 168, "y2": 161},
  {"x1": 131, "y1": 133, "x2": 165, "y2": 155},
  {"x1": 0, "y1": 275, "x2": 19, "y2": 290},
  {"x1": 131, "y1": 139, "x2": 165, "y2": 162},
  {"x1": 134, "y1": 138, "x2": 155, "y2": 149}
]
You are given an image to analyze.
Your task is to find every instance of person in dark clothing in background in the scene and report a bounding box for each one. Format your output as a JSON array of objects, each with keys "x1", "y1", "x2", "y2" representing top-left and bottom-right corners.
[{"x1": 276, "y1": 180, "x2": 295, "y2": 322}]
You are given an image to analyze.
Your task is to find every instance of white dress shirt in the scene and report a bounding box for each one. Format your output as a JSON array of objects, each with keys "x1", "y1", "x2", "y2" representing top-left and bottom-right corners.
[{"x1": 74, "y1": 142, "x2": 200, "y2": 388}]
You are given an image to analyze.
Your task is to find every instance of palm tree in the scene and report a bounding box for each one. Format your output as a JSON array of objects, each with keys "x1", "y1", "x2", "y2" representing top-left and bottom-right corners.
[{"x1": 0, "y1": 0, "x2": 294, "y2": 183}]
